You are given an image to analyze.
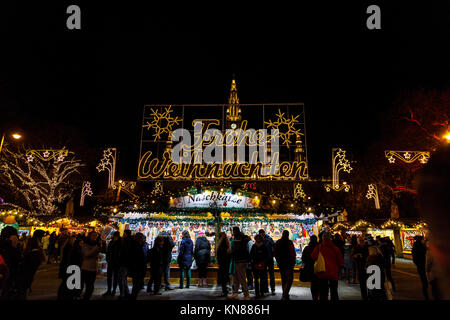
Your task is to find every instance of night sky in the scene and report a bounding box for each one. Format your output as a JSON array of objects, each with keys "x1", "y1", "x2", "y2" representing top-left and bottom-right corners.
[{"x1": 1, "y1": 2, "x2": 449, "y2": 182}]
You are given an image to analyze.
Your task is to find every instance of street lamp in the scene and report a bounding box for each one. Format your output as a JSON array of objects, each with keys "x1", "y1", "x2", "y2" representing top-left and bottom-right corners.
[
  {"x1": 444, "y1": 131, "x2": 450, "y2": 143},
  {"x1": 0, "y1": 132, "x2": 23, "y2": 153}
]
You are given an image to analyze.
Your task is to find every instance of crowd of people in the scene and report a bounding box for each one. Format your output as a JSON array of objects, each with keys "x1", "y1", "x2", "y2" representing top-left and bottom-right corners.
[
  {"x1": 0, "y1": 223, "x2": 443, "y2": 301},
  {"x1": 301, "y1": 232, "x2": 397, "y2": 301}
]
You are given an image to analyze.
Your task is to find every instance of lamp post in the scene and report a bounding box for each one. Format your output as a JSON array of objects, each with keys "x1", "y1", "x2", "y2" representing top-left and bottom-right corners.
[{"x1": 0, "y1": 132, "x2": 22, "y2": 154}]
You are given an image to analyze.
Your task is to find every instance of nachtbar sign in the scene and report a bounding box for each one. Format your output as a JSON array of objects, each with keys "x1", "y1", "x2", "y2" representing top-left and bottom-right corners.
[{"x1": 169, "y1": 191, "x2": 259, "y2": 209}]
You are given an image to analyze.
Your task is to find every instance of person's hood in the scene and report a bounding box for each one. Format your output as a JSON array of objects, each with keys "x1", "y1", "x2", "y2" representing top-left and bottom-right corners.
[{"x1": 320, "y1": 239, "x2": 335, "y2": 247}]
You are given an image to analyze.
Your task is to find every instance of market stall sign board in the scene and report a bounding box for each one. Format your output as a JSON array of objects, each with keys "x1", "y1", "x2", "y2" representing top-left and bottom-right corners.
[{"x1": 170, "y1": 191, "x2": 259, "y2": 209}]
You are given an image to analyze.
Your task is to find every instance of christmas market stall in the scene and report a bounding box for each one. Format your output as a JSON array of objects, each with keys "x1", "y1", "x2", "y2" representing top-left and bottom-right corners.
[
  {"x1": 399, "y1": 221, "x2": 428, "y2": 258},
  {"x1": 0, "y1": 203, "x2": 45, "y2": 236},
  {"x1": 111, "y1": 211, "x2": 217, "y2": 263},
  {"x1": 220, "y1": 212, "x2": 318, "y2": 265}
]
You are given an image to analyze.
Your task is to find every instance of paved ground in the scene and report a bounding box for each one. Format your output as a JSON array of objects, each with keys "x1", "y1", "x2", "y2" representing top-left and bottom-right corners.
[{"x1": 28, "y1": 258, "x2": 426, "y2": 300}]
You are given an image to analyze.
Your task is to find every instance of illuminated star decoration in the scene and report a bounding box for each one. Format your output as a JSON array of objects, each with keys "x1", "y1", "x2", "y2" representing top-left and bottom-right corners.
[
  {"x1": 366, "y1": 184, "x2": 380, "y2": 209},
  {"x1": 57, "y1": 154, "x2": 65, "y2": 162},
  {"x1": 143, "y1": 105, "x2": 181, "y2": 141},
  {"x1": 96, "y1": 148, "x2": 116, "y2": 189},
  {"x1": 27, "y1": 155, "x2": 34, "y2": 162},
  {"x1": 43, "y1": 150, "x2": 50, "y2": 158},
  {"x1": 264, "y1": 109, "x2": 303, "y2": 147},
  {"x1": 403, "y1": 152, "x2": 411, "y2": 160},
  {"x1": 151, "y1": 181, "x2": 163, "y2": 196},
  {"x1": 419, "y1": 156, "x2": 428, "y2": 164},
  {"x1": 294, "y1": 183, "x2": 306, "y2": 199},
  {"x1": 388, "y1": 156, "x2": 396, "y2": 163},
  {"x1": 80, "y1": 181, "x2": 93, "y2": 207}
]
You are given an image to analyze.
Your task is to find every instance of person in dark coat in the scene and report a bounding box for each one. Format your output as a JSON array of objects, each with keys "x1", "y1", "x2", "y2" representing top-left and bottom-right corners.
[
  {"x1": 379, "y1": 237, "x2": 396, "y2": 291},
  {"x1": 301, "y1": 235, "x2": 319, "y2": 300},
  {"x1": 194, "y1": 232, "x2": 211, "y2": 287},
  {"x1": 102, "y1": 231, "x2": 121, "y2": 296},
  {"x1": 366, "y1": 245, "x2": 386, "y2": 300},
  {"x1": 57, "y1": 234, "x2": 83, "y2": 300},
  {"x1": 229, "y1": 226, "x2": 250, "y2": 300},
  {"x1": 311, "y1": 231, "x2": 344, "y2": 301},
  {"x1": 22, "y1": 230, "x2": 46, "y2": 295},
  {"x1": 0, "y1": 226, "x2": 25, "y2": 300},
  {"x1": 129, "y1": 233, "x2": 147, "y2": 300},
  {"x1": 216, "y1": 232, "x2": 231, "y2": 296},
  {"x1": 118, "y1": 229, "x2": 132, "y2": 299},
  {"x1": 412, "y1": 235, "x2": 429, "y2": 300},
  {"x1": 274, "y1": 230, "x2": 296, "y2": 300},
  {"x1": 47, "y1": 232, "x2": 57, "y2": 264},
  {"x1": 333, "y1": 233, "x2": 345, "y2": 280},
  {"x1": 259, "y1": 229, "x2": 275, "y2": 295},
  {"x1": 351, "y1": 236, "x2": 369, "y2": 300},
  {"x1": 159, "y1": 230, "x2": 175, "y2": 290},
  {"x1": 250, "y1": 234, "x2": 268, "y2": 298},
  {"x1": 177, "y1": 231, "x2": 194, "y2": 289},
  {"x1": 148, "y1": 236, "x2": 165, "y2": 295}
]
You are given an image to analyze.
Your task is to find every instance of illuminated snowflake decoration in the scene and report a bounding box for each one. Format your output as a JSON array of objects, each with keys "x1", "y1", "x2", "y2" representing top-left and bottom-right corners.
[
  {"x1": 143, "y1": 106, "x2": 181, "y2": 141},
  {"x1": 264, "y1": 109, "x2": 303, "y2": 147}
]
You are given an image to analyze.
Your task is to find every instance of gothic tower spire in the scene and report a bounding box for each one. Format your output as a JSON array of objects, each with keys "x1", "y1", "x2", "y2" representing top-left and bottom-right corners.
[{"x1": 226, "y1": 75, "x2": 241, "y2": 123}]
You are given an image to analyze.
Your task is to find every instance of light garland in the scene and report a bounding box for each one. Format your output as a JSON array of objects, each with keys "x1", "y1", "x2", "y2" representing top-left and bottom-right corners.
[
  {"x1": 385, "y1": 150, "x2": 430, "y2": 164},
  {"x1": 25, "y1": 149, "x2": 68, "y2": 162},
  {"x1": 381, "y1": 219, "x2": 406, "y2": 229},
  {"x1": 351, "y1": 219, "x2": 375, "y2": 230}
]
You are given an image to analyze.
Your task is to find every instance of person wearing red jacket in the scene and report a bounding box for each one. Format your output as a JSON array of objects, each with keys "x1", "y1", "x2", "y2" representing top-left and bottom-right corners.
[{"x1": 311, "y1": 232, "x2": 344, "y2": 300}]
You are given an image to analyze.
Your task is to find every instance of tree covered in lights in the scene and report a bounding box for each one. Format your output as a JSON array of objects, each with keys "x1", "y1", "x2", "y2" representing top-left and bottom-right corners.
[{"x1": 0, "y1": 147, "x2": 84, "y2": 215}]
